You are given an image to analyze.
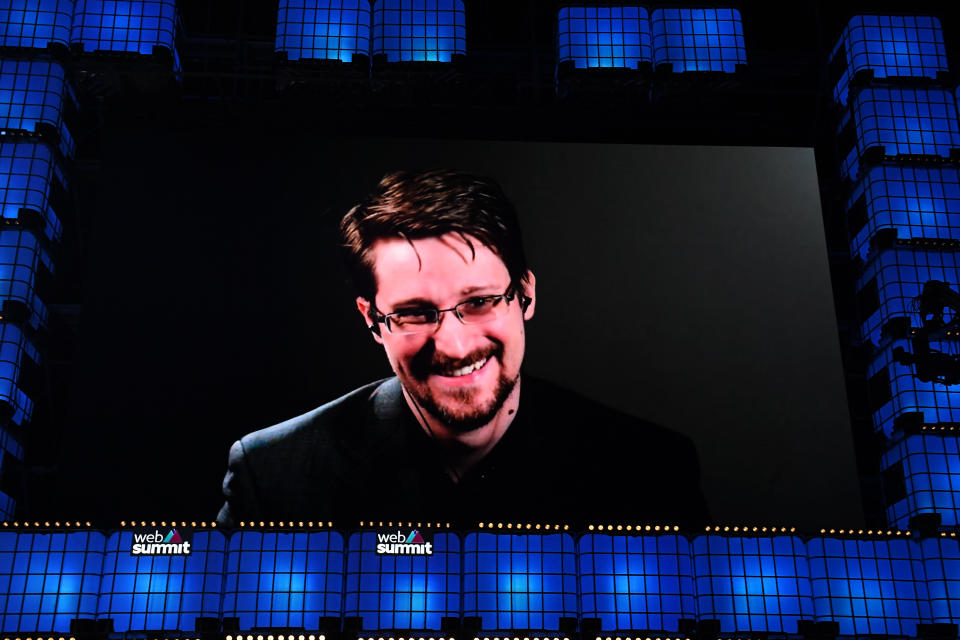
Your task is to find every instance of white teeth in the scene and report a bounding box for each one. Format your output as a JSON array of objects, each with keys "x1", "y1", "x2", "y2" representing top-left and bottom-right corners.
[{"x1": 449, "y1": 357, "x2": 487, "y2": 377}]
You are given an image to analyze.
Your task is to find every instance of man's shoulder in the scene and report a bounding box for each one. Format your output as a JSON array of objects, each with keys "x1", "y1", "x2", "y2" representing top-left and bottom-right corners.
[{"x1": 238, "y1": 377, "x2": 399, "y2": 455}]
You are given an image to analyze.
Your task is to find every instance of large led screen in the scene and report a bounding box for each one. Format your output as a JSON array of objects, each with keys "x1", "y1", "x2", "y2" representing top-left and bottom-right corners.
[{"x1": 54, "y1": 131, "x2": 861, "y2": 529}]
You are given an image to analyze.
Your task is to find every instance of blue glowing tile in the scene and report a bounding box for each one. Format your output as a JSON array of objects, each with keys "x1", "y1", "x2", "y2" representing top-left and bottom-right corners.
[
  {"x1": 651, "y1": 8, "x2": 745, "y2": 73},
  {"x1": 372, "y1": 0, "x2": 465, "y2": 63},
  {"x1": 882, "y1": 433, "x2": 960, "y2": 527},
  {"x1": 556, "y1": 6, "x2": 651, "y2": 70},
  {"x1": 70, "y1": 0, "x2": 179, "y2": 71},
  {"x1": 831, "y1": 16, "x2": 949, "y2": 106},
  {"x1": 0, "y1": 0, "x2": 73, "y2": 48}
]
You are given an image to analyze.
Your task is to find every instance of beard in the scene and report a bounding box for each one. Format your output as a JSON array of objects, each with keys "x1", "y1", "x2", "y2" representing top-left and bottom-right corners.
[{"x1": 401, "y1": 342, "x2": 519, "y2": 433}]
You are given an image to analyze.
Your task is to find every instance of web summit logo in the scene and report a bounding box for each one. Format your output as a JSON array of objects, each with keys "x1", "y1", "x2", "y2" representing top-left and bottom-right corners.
[
  {"x1": 376, "y1": 530, "x2": 433, "y2": 555},
  {"x1": 131, "y1": 529, "x2": 192, "y2": 556}
]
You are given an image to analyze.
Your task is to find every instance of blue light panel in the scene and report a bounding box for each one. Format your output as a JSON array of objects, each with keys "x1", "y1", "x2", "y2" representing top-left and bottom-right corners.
[
  {"x1": 0, "y1": 530, "x2": 104, "y2": 632},
  {"x1": 848, "y1": 165, "x2": 960, "y2": 260},
  {"x1": 0, "y1": 230, "x2": 51, "y2": 330},
  {"x1": 922, "y1": 537, "x2": 960, "y2": 622},
  {"x1": 856, "y1": 246, "x2": 960, "y2": 347},
  {"x1": 371, "y1": 0, "x2": 465, "y2": 63},
  {"x1": 882, "y1": 433, "x2": 960, "y2": 528},
  {"x1": 463, "y1": 533, "x2": 577, "y2": 632},
  {"x1": 868, "y1": 338, "x2": 960, "y2": 436},
  {"x1": 650, "y1": 8, "x2": 745, "y2": 73},
  {"x1": 578, "y1": 534, "x2": 694, "y2": 632},
  {"x1": 0, "y1": 58, "x2": 76, "y2": 158},
  {"x1": 276, "y1": 1, "x2": 370, "y2": 63},
  {"x1": 97, "y1": 531, "x2": 225, "y2": 632},
  {"x1": 839, "y1": 86, "x2": 960, "y2": 181},
  {"x1": 556, "y1": 6, "x2": 651, "y2": 70},
  {"x1": 0, "y1": 0, "x2": 74, "y2": 49},
  {"x1": 831, "y1": 15, "x2": 949, "y2": 106},
  {"x1": 692, "y1": 535, "x2": 814, "y2": 633},
  {"x1": 345, "y1": 532, "x2": 459, "y2": 630},
  {"x1": 222, "y1": 531, "x2": 344, "y2": 630},
  {"x1": 0, "y1": 140, "x2": 63, "y2": 242},
  {"x1": 70, "y1": 0, "x2": 178, "y2": 67},
  {"x1": 807, "y1": 537, "x2": 930, "y2": 635},
  {"x1": 0, "y1": 323, "x2": 38, "y2": 427}
]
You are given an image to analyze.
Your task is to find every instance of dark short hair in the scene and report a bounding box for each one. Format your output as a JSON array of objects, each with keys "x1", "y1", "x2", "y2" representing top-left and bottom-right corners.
[{"x1": 340, "y1": 169, "x2": 530, "y2": 303}]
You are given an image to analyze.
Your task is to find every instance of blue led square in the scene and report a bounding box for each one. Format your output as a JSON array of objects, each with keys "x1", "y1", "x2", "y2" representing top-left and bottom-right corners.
[
  {"x1": 0, "y1": 58, "x2": 76, "y2": 158},
  {"x1": 0, "y1": 230, "x2": 51, "y2": 330},
  {"x1": 70, "y1": 0, "x2": 179, "y2": 70},
  {"x1": 0, "y1": 531, "x2": 104, "y2": 632},
  {"x1": 0, "y1": 140, "x2": 63, "y2": 242},
  {"x1": 276, "y1": 1, "x2": 371, "y2": 63},
  {"x1": 0, "y1": 323, "x2": 38, "y2": 427},
  {"x1": 0, "y1": 0, "x2": 74, "y2": 49},
  {"x1": 556, "y1": 6, "x2": 651, "y2": 70},
  {"x1": 650, "y1": 8, "x2": 746, "y2": 73},
  {"x1": 807, "y1": 537, "x2": 929, "y2": 635},
  {"x1": 868, "y1": 338, "x2": 960, "y2": 437},
  {"x1": 922, "y1": 537, "x2": 960, "y2": 621},
  {"x1": 222, "y1": 531, "x2": 344, "y2": 631},
  {"x1": 97, "y1": 531, "x2": 225, "y2": 633},
  {"x1": 832, "y1": 15, "x2": 949, "y2": 106},
  {"x1": 856, "y1": 246, "x2": 960, "y2": 347},
  {"x1": 848, "y1": 165, "x2": 960, "y2": 260},
  {"x1": 692, "y1": 535, "x2": 814, "y2": 632},
  {"x1": 882, "y1": 433, "x2": 960, "y2": 528},
  {"x1": 578, "y1": 534, "x2": 695, "y2": 632},
  {"x1": 464, "y1": 533, "x2": 576, "y2": 632},
  {"x1": 372, "y1": 0, "x2": 465, "y2": 63},
  {"x1": 839, "y1": 86, "x2": 960, "y2": 181}
]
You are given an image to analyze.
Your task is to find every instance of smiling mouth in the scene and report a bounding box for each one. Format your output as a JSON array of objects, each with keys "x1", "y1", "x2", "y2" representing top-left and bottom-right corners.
[{"x1": 438, "y1": 356, "x2": 489, "y2": 377}]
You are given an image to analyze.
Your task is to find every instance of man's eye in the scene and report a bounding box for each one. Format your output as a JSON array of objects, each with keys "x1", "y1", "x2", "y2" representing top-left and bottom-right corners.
[
  {"x1": 464, "y1": 297, "x2": 493, "y2": 309},
  {"x1": 393, "y1": 308, "x2": 434, "y2": 323}
]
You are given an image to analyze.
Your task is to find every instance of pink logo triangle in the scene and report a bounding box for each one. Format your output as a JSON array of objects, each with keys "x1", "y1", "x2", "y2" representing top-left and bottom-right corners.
[
  {"x1": 168, "y1": 530, "x2": 183, "y2": 543},
  {"x1": 410, "y1": 530, "x2": 425, "y2": 544}
]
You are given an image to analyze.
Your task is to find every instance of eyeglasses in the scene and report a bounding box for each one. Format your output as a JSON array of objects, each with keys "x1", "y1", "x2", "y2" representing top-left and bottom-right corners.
[{"x1": 373, "y1": 285, "x2": 523, "y2": 335}]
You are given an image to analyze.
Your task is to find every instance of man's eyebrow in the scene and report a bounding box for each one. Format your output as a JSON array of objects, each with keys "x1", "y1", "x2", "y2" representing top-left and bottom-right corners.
[
  {"x1": 460, "y1": 285, "x2": 500, "y2": 296},
  {"x1": 389, "y1": 296, "x2": 435, "y2": 309},
  {"x1": 388, "y1": 285, "x2": 502, "y2": 309}
]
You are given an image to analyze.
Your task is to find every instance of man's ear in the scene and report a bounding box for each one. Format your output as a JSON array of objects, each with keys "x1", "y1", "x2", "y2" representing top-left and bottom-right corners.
[
  {"x1": 521, "y1": 270, "x2": 536, "y2": 321},
  {"x1": 356, "y1": 296, "x2": 383, "y2": 344}
]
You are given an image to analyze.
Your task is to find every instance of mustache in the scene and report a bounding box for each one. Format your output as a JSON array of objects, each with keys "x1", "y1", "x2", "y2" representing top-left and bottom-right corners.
[{"x1": 409, "y1": 342, "x2": 503, "y2": 378}]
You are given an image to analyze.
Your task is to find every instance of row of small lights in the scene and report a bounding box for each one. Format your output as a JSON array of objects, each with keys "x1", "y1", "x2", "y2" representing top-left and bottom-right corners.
[
  {"x1": 595, "y1": 636, "x2": 685, "y2": 640},
  {"x1": 360, "y1": 522, "x2": 451, "y2": 528},
  {"x1": 120, "y1": 521, "x2": 213, "y2": 528},
  {"x1": 238, "y1": 522, "x2": 332, "y2": 528},
  {"x1": 1, "y1": 522, "x2": 90, "y2": 528},
  {"x1": 0, "y1": 637, "x2": 75, "y2": 640},
  {"x1": 941, "y1": 532, "x2": 959, "y2": 537},
  {"x1": 901, "y1": 237, "x2": 960, "y2": 247},
  {"x1": 706, "y1": 526, "x2": 796, "y2": 534},
  {"x1": 921, "y1": 425, "x2": 960, "y2": 431},
  {"x1": 478, "y1": 637, "x2": 569, "y2": 640},
  {"x1": 226, "y1": 635, "x2": 323, "y2": 640},
  {"x1": 479, "y1": 523, "x2": 569, "y2": 531},
  {"x1": 589, "y1": 525, "x2": 679, "y2": 532},
  {"x1": 819, "y1": 528, "x2": 911, "y2": 536}
]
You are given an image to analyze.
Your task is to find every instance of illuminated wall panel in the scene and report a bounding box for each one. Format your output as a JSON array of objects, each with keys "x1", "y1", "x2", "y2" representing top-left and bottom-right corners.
[
  {"x1": 808, "y1": 537, "x2": 929, "y2": 635},
  {"x1": 0, "y1": 140, "x2": 63, "y2": 243},
  {"x1": 867, "y1": 338, "x2": 960, "y2": 437},
  {"x1": 0, "y1": 0, "x2": 74, "y2": 49},
  {"x1": 922, "y1": 536, "x2": 960, "y2": 622},
  {"x1": 0, "y1": 230, "x2": 51, "y2": 330},
  {"x1": 345, "y1": 532, "x2": 459, "y2": 630},
  {"x1": 692, "y1": 535, "x2": 814, "y2": 632},
  {"x1": 0, "y1": 427, "x2": 22, "y2": 520},
  {"x1": 222, "y1": 531, "x2": 344, "y2": 630},
  {"x1": 578, "y1": 534, "x2": 694, "y2": 632},
  {"x1": 839, "y1": 86, "x2": 960, "y2": 181},
  {"x1": 882, "y1": 433, "x2": 960, "y2": 528},
  {"x1": 463, "y1": 533, "x2": 577, "y2": 632},
  {"x1": 276, "y1": 0, "x2": 370, "y2": 63},
  {"x1": 650, "y1": 8, "x2": 746, "y2": 73},
  {"x1": 371, "y1": 0, "x2": 465, "y2": 63},
  {"x1": 831, "y1": 15, "x2": 949, "y2": 106},
  {"x1": 556, "y1": 6, "x2": 651, "y2": 70},
  {"x1": 97, "y1": 531, "x2": 224, "y2": 632},
  {"x1": 0, "y1": 530, "x2": 104, "y2": 632},
  {"x1": 0, "y1": 323, "x2": 38, "y2": 427},
  {"x1": 70, "y1": 0, "x2": 178, "y2": 65},
  {"x1": 847, "y1": 165, "x2": 960, "y2": 260},
  {"x1": 856, "y1": 246, "x2": 960, "y2": 347},
  {"x1": 0, "y1": 58, "x2": 76, "y2": 158}
]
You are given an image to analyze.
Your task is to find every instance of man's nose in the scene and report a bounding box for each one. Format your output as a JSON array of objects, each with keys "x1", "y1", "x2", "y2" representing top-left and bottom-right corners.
[{"x1": 431, "y1": 310, "x2": 475, "y2": 358}]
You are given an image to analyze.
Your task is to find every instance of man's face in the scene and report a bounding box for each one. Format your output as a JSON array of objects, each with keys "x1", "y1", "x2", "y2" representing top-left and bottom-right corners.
[{"x1": 357, "y1": 233, "x2": 535, "y2": 433}]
